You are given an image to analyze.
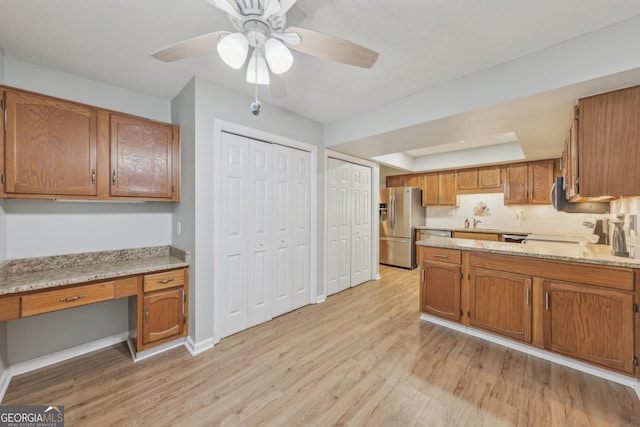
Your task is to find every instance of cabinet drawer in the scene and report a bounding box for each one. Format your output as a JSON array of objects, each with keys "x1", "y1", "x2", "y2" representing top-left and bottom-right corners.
[
  {"x1": 21, "y1": 282, "x2": 115, "y2": 317},
  {"x1": 420, "y1": 247, "x2": 462, "y2": 264},
  {"x1": 144, "y1": 269, "x2": 185, "y2": 292},
  {"x1": 0, "y1": 296, "x2": 21, "y2": 321}
]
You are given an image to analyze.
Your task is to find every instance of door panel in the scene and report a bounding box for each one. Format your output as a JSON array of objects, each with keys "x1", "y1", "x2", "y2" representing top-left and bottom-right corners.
[
  {"x1": 292, "y1": 149, "x2": 311, "y2": 309},
  {"x1": 351, "y1": 164, "x2": 372, "y2": 286}
]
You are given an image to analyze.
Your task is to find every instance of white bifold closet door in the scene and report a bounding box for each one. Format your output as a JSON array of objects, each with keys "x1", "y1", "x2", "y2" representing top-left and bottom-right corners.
[
  {"x1": 327, "y1": 158, "x2": 372, "y2": 296},
  {"x1": 218, "y1": 132, "x2": 310, "y2": 339}
]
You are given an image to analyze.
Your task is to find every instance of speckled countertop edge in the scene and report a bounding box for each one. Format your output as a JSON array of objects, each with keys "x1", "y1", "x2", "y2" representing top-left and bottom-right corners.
[
  {"x1": 417, "y1": 236, "x2": 640, "y2": 269},
  {"x1": 415, "y1": 226, "x2": 531, "y2": 235},
  {"x1": 0, "y1": 246, "x2": 189, "y2": 296}
]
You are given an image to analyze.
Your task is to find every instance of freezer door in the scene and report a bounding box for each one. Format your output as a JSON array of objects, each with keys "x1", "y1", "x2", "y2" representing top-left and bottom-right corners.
[{"x1": 379, "y1": 236, "x2": 414, "y2": 268}]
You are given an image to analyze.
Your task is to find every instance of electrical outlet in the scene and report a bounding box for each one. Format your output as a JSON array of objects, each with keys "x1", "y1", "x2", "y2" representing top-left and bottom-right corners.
[{"x1": 176, "y1": 221, "x2": 182, "y2": 236}]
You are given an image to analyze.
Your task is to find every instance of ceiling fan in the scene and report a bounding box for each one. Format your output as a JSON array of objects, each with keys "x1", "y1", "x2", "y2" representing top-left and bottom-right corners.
[{"x1": 151, "y1": 0, "x2": 379, "y2": 110}]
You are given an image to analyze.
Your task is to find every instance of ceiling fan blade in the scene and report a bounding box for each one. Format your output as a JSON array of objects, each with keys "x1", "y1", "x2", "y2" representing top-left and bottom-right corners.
[
  {"x1": 261, "y1": 0, "x2": 281, "y2": 19},
  {"x1": 205, "y1": 0, "x2": 241, "y2": 19},
  {"x1": 271, "y1": 32, "x2": 301, "y2": 46},
  {"x1": 285, "y1": 27, "x2": 379, "y2": 68},
  {"x1": 151, "y1": 31, "x2": 229, "y2": 62},
  {"x1": 275, "y1": 0, "x2": 298, "y2": 16}
]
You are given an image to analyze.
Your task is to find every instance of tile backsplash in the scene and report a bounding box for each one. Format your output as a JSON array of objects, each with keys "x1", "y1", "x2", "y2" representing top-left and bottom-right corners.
[{"x1": 424, "y1": 193, "x2": 604, "y2": 234}]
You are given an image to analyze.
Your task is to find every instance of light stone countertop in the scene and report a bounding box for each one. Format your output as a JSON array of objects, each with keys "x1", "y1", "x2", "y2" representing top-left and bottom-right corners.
[
  {"x1": 0, "y1": 246, "x2": 189, "y2": 296},
  {"x1": 415, "y1": 226, "x2": 531, "y2": 235},
  {"x1": 416, "y1": 236, "x2": 640, "y2": 269}
]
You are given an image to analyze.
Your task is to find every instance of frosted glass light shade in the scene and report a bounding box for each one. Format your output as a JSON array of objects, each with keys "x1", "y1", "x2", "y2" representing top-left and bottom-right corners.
[
  {"x1": 264, "y1": 38, "x2": 293, "y2": 74},
  {"x1": 247, "y1": 53, "x2": 270, "y2": 85},
  {"x1": 217, "y1": 33, "x2": 249, "y2": 69}
]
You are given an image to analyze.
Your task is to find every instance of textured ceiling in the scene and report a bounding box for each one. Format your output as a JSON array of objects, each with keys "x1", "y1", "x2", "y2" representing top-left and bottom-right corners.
[{"x1": 2, "y1": 0, "x2": 640, "y2": 168}]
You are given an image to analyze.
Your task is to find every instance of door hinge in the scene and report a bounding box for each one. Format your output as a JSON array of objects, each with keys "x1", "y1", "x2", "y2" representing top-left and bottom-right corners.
[
  {"x1": 0, "y1": 174, "x2": 4, "y2": 185},
  {"x1": 467, "y1": 274, "x2": 471, "y2": 280},
  {"x1": 0, "y1": 99, "x2": 4, "y2": 110},
  {"x1": 467, "y1": 310, "x2": 471, "y2": 318},
  {"x1": 183, "y1": 316, "x2": 186, "y2": 325},
  {"x1": 633, "y1": 303, "x2": 638, "y2": 313},
  {"x1": 184, "y1": 294, "x2": 187, "y2": 303},
  {"x1": 460, "y1": 310, "x2": 463, "y2": 317},
  {"x1": 460, "y1": 272, "x2": 463, "y2": 280},
  {"x1": 634, "y1": 356, "x2": 638, "y2": 366}
]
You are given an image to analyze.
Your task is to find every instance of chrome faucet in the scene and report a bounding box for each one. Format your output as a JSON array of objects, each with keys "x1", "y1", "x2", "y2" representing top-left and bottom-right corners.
[{"x1": 473, "y1": 218, "x2": 482, "y2": 228}]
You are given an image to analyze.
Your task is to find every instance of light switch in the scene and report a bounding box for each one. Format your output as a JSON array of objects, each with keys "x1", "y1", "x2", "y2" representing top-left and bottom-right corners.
[{"x1": 176, "y1": 221, "x2": 182, "y2": 236}]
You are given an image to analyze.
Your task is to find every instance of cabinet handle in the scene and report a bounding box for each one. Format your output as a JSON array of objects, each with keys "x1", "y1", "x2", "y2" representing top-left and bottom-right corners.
[
  {"x1": 91, "y1": 168, "x2": 96, "y2": 184},
  {"x1": 145, "y1": 307, "x2": 149, "y2": 323},
  {"x1": 157, "y1": 278, "x2": 175, "y2": 284},
  {"x1": 58, "y1": 294, "x2": 86, "y2": 303},
  {"x1": 526, "y1": 288, "x2": 530, "y2": 305},
  {"x1": 432, "y1": 254, "x2": 449, "y2": 258},
  {"x1": 112, "y1": 170, "x2": 117, "y2": 186},
  {"x1": 545, "y1": 292, "x2": 550, "y2": 310},
  {"x1": 421, "y1": 269, "x2": 425, "y2": 282}
]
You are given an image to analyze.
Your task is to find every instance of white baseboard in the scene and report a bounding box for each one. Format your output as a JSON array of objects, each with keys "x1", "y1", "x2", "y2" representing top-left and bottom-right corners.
[
  {"x1": 128, "y1": 338, "x2": 186, "y2": 362},
  {"x1": 0, "y1": 367, "x2": 11, "y2": 403},
  {"x1": 316, "y1": 295, "x2": 326, "y2": 304},
  {"x1": 0, "y1": 332, "x2": 130, "y2": 403},
  {"x1": 420, "y1": 314, "x2": 640, "y2": 396},
  {"x1": 10, "y1": 332, "x2": 129, "y2": 377},
  {"x1": 185, "y1": 336, "x2": 214, "y2": 356}
]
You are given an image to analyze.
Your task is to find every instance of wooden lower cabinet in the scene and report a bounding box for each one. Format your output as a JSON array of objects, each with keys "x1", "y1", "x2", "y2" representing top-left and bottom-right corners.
[
  {"x1": 143, "y1": 287, "x2": 186, "y2": 346},
  {"x1": 469, "y1": 268, "x2": 532, "y2": 342},
  {"x1": 420, "y1": 260, "x2": 461, "y2": 322},
  {"x1": 543, "y1": 280, "x2": 634, "y2": 374}
]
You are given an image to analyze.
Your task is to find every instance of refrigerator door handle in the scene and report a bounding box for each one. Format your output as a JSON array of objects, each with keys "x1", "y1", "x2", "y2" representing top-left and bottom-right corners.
[{"x1": 391, "y1": 195, "x2": 396, "y2": 230}]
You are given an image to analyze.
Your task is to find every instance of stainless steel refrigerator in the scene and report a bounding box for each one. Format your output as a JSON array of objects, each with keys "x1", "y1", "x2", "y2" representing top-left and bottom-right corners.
[{"x1": 379, "y1": 186, "x2": 425, "y2": 268}]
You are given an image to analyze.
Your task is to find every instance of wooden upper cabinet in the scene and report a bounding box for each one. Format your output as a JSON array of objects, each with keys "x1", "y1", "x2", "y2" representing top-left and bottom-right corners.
[
  {"x1": 457, "y1": 166, "x2": 502, "y2": 193},
  {"x1": 422, "y1": 171, "x2": 457, "y2": 206},
  {"x1": 3, "y1": 89, "x2": 97, "y2": 196},
  {"x1": 110, "y1": 114, "x2": 178, "y2": 200},
  {"x1": 528, "y1": 160, "x2": 555, "y2": 204},
  {"x1": 543, "y1": 280, "x2": 634, "y2": 374},
  {"x1": 504, "y1": 160, "x2": 555, "y2": 205},
  {"x1": 504, "y1": 163, "x2": 529, "y2": 204},
  {"x1": 386, "y1": 174, "x2": 419, "y2": 188},
  {"x1": 385, "y1": 175, "x2": 403, "y2": 187},
  {"x1": 577, "y1": 85, "x2": 640, "y2": 198}
]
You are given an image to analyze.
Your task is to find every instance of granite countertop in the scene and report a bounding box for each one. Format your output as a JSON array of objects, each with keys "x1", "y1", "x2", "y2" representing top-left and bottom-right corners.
[
  {"x1": 415, "y1": 226, "x2": 531, "y2": 235},
  {"x1": 0, "y1": 246, "x2": 189, "y2": 296},
  {"x1": 417, "y1": 236, "x2": 640, "y2": 269}
]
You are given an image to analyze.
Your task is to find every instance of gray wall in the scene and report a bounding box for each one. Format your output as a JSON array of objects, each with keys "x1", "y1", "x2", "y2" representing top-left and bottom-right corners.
[
  {"x1": 2, "y1": 58, "x2": 174, "y2": 364},
  {"x1": 170, "y1": 77, "x2": 324, "y2": 347}
]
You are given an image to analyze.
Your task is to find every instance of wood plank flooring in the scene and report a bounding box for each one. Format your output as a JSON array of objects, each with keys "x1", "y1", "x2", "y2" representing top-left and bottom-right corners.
[{"x1": 4, "y1": 265, "x2": 640, "y2": 426}]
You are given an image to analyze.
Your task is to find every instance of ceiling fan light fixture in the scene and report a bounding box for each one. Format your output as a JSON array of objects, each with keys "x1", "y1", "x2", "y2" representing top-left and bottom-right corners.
[
  {"x1": 264, "y1": 37, "x2": 293, "y2": 74},
  {"x1": 247, "y1": 51, "x2": 270, "y2": 85},
  {"x1": 217, "y1": 32, "x2": 249, "y2": 69}
]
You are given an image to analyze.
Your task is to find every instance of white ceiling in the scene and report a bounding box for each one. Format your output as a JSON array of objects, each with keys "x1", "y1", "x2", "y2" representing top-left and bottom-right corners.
[{"x1": 2, "y1": 0, "x2": 640, "y2": 171}]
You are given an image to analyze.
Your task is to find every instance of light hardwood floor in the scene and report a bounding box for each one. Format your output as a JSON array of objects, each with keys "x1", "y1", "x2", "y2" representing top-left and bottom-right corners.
[{"x1": 4, "y1": 265, "x2": 640, "y2": 426}]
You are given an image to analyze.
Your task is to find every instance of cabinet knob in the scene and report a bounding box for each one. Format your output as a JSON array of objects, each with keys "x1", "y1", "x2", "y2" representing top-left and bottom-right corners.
[
  {"x1": 112, "y1": 170, "x2": 117, "y2": 186},
  {"x1": 91, "y1": 169, "x2": 96, "y2": 184}
]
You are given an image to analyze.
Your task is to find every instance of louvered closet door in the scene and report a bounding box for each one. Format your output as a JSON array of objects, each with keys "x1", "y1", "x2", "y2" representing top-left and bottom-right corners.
[
  {"x1": 219, "y1": 132, "x2": 250, "y2": 337},
  {"x1": 351, "y1": 164, "x2": 372, "y2": 286},
  {"x1": 327, "y1": 158, "x2": 352, "y2": 295}
]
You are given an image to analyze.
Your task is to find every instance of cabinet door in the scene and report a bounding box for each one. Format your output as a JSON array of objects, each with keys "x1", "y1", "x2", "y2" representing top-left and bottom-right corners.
[
  {"x1": 578, "y1": 86, "x2": 640, "y2": 197},
  {"x1": 420, "y1": 260, "x2": 461, "y2": 322},
  {"x1": 403, "y1": 174, "x2": 421, "y2": 188},
  {"x1": 421, "y1": 173, "x2": 439, "y2": 206},
  {"x1": 470, "y1": 268, "x2": 532, "y2": 342},
  {"x1": 566, "y1": 105, "x2": 580, "y2": 199},
  {"x1": 543, "y1": 280, "x2": 634, "y2": 374},
  {"x1": 143, "y1": 287, "x2": 185, "y2": 345},
  {"x1": 438, "y1": 171, "x2": 457, "y2": 205},
  {"x1": 4, "y1": 90, "x2": 97, "y2": 196},
  {"x1": 528, "y1": 160, "x2": 554, "y2": 204},
  {"x1": 504, "y1": 163, "x2": 529, "y2": 204},
  {"x1": 457, "y1": 169, "x2": 478, "y2": 191},
  {"x1": 478, "y1": 166, "x2": 502, "y2": 189},
  {"x1": 385, "y1": 176, "x2": 403, "y2": 187},
  {"x1": 110, "y1": 114, "x2": 175, "y2": 199}
]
